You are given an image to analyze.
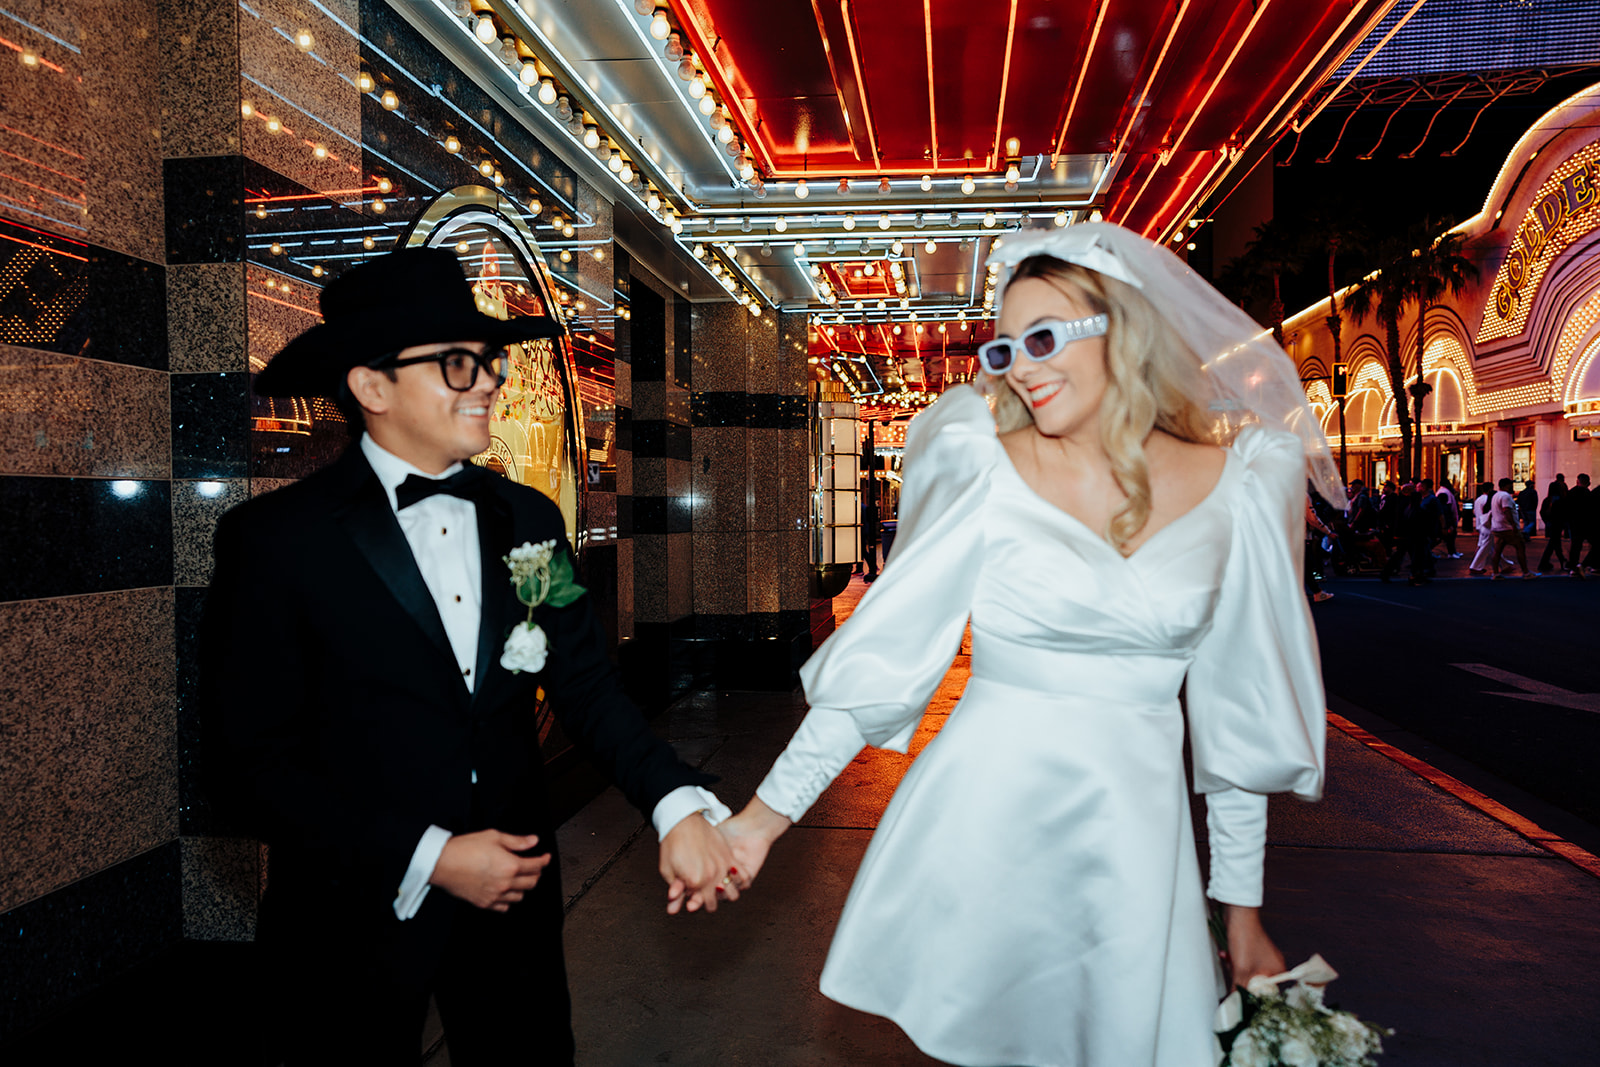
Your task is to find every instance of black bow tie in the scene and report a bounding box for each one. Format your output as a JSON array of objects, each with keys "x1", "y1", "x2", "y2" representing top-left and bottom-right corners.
[{"x1": 395, "y1": 465, "x2": 490, "y2": 510}]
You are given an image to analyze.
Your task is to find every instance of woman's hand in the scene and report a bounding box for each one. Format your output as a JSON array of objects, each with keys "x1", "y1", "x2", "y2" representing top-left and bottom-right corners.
[
  {"x1": 1224, "y1": 904, "x2": 1286, "y2": 990},
  {"x1": 715, "y1": 795, "x2": 793, "y2": 887}
]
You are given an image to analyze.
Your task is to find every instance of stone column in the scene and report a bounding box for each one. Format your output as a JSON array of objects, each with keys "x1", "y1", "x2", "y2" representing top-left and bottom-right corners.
[{"x1": 1491, "y1": 425, "x2": 1513, "y2": 483}]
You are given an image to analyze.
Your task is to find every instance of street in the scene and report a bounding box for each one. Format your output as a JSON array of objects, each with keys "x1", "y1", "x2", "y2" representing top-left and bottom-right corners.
[{"x1": 1314, "y1": 572, "x2": 1600, "y2": 845}]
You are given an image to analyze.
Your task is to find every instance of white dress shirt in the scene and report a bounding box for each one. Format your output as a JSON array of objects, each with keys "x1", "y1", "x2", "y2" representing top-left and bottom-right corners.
[
  {"x1": 1490, "y1": 489, "x2": 1519, "y2": 532},
  {"x1": 358, "y1": 435, "x2": 728, "y2": 920}
]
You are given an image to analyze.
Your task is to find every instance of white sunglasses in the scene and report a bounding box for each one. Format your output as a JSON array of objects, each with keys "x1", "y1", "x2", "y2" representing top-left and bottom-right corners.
[{"x1": 977, "y1": 314, "x2": 1109, "y2": 374}]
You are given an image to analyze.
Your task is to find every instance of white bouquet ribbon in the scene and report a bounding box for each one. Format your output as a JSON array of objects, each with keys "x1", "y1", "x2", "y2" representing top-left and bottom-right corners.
[{"x1": 1216, "y1": 955, "x2": 1340, "y2": 1030}]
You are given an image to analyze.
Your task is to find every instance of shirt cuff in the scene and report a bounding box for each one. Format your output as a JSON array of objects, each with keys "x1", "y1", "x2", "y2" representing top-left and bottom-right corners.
[
  {"x1": 651, "y1": 785, "x2": 733, "y2": 842},
  {"x1": 394, "y1": 824, "x2": 453, "y2": 921},
  {"x1": 755, "y1": 706, "x2": 869, "y2": 822}
]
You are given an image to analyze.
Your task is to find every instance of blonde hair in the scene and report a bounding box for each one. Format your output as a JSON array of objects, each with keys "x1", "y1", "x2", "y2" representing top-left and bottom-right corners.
[{"x1": 991, "y1": 257, "x2": 1220, "y2": 555}]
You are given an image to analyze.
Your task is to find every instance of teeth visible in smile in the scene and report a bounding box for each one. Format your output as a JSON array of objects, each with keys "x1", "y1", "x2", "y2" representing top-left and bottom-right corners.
[
  {"x1": 458, "y1": 406, "x2": 489, "y2": 416},
  {"x1": 1029, "y1": 382, "x2": 1062, "y2": 404}
]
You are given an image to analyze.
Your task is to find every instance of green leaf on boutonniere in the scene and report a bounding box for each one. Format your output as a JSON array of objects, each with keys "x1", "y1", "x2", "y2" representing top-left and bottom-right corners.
[{"x1": 543, "y1": 547, "x2": 587, "y2": 608}]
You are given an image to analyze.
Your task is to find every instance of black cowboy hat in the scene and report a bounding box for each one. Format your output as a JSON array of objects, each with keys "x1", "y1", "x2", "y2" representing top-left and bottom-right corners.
[{"x1": 255, "y1": 246, "x2": 564, "y2": 397}]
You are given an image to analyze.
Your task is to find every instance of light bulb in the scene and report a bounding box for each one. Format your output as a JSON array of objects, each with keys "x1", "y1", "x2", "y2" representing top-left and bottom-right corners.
[
  {"x1": 1089, "y1": 209, "x2": 1104, "y2": 223},
  {"x1": 376, "y1": 177, "x2": 393, "y2": 194},
  {"x1": 697, "y1": 94, "x2": 716, "y2": 116},
  {"x1": 809, "y1": 264, "x2": 820, "y2": 276},
  {"x1": 739, "y1": 158, "x2": 755, "y2": 180},
  {"x1": 609, "y1": 152, "x2": 624, "y2": 172},
  {"x1": 983, "y1": 210, "x2": 996, "y2": 227},
  {"x1": 634, "y1": 0, "x2": 654, "y2": 14},
  {"x1": 795, "y1": 180, "x2": 809, "y2": 199},
  {"x1": 254, "y1": 204, "x2": 267, "y2": 219},
  {"x1": 295, "y1": 28, "x2": 314, "y2": 51},
  {"x1": 1054, "y1": 210, "x2": 1067, "y2": 227},
  {"x1": 356, "y1": 72, "x2": 374, "y2": 93},
  {"x1": 671, "y1": 216, "x2": 683, "y2": 234},
  {"x1": 646, "y1": 191, "x2": 661, "y2": 212},
  {"x1": 863, "y1": 263, "x2": 875, "y2": 276},
  {"x1": 774, "y1": 217, "x2": 788, "y2": 232},
  {"x1": 457, "y1": 240, "x2": 471, "y2": 254},
  {"x1": 878, "y1": 176, "x2": 891, "y2": 194},
  {"x1": 1005, "y1": 162, "x2": 1020, "y2": 183},
  {"x1": 562, "y1": 222, "x2": 576, "y2": 238},
  {"x1": 312, "y1": 143, "x2": 327, "y2": 159},
  {"x1": 619, "y1": 164, "x2": 634, "y2": 183},
  {"x1": 560, "y1": 249, "x2": 571, "y2": 262},
  {"x1": 363, "y1": 236, "x2": 375, "y2": 250},
  {"x1": 961, "y1": 175, "x2": 975, "y2": 195},
  {"x1": 920, "y1": 174, "x2": 932, "y2": 191},
  {"x1": 740, "y1": 216, "x2": 753, "y2": 232},
  {"x1": 925, "y1": 240, "x2": 936, "y2": 254},
  {"x1": 687, "y1": 75, "x2": 706, "y2": 99},
  {"x1": 371, "y1": 199, "x2": 386, "y2": 214},
  {"x1": 583, "y1": 125, "x2": 600, "y2": 149},
  {"x1": 650, "y1": 7, "x2": 671, "y2": 39},
  {"x1": 312, "y1": 264, "x2": 324, "y2": 277},
  {"x1": 479, "y1": 159, "x2": 495, "y2": 176},
  {"x1": 793, "y1": 242, "x2": 805, "y2": 257},
  {"x1": 842, "y1": 214, "x2": 856, "y2": 231},
  {"x1": 717, "y1": 124, "x2": 734, "y2": 144},
  {"x1": 692, "y1": 244, "x2": 705, "y2": 258},
  {"x1": 556, "y1": 95, "x2": 572, "y2": 119},
  {"x1": 493, "y1": 171, "x2": 504, "y2": 186},
  {"x1": 593, "y1": 247, "x2": 605, "y2": 261},
  {"x1": 664, "y1": 32, "x2": 684, "y2": 61},
  {"x1": 265, "y1": 115, "x2": 282, "y2": 133},
  {"x1": 891, "y1": 239, "x2": 903, "y2": 254},
  {"x1": 1187, "y1": 242, "x2": 1197, "y2": 251},
  {"x1": 475, "y1": 16, "x2": 497, "y2": 44},
  {"x1": 878, "y1": 213, "x2": 891, "y2": 230},
  {"x1": 678, "y1": 57, "x2": 695, "y2": 81},
  {"x1": 269, "y1": 242, "x2": 283, "y2": 255},
  {"x1": 837, "y1": 178, "x2": 850, "y2": 195},
  {"x1": 380, "y1": 90, "x2": 399, "y2": 110},
  {"x1": 892, "y1": 325, "x2": 901, "y2": 335},
  {"x1": 528, "y1": 199, "x2": 542, "y2": 215}
]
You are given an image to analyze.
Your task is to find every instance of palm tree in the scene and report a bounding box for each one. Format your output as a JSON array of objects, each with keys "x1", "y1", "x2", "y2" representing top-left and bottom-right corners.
[
  {"x1": 1344, "y1": 220, "x2": 1477, "y2": 481},
  {"x1": 1236, "y1": 218, "x2": 1305, "y2": 347},
  {"x1": 1303, "y1": 206, "x2": 1370, "y2": 483}
]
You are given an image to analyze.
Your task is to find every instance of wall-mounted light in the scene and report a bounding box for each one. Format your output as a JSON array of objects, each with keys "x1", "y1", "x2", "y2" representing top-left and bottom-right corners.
[
  {"x1": 474, "y1": 15, "x2": 497, "y2": 44},
  {"x1": 920, "y1": 174, "x2": 932, "y2": 191},
  {"x1": 294, "y1": 28, "x2": 315, "y2": 51},
  {"x1": 444, "y1": 136, "x2": 460, "y2": 153},
  {"x1": 842, "y1": 213, "x2": 856, "y2": 230},
  {"x1": 650, "y1": 7, "x2": 671, "y2": 39},
  {"x1": 380, "y1": 90, "x2": 399, "y2": 111},
  {"x1": 356, "y1": 72, "x2": 374, "y2": 93},
  {"x1": 774, "y1": 217, "x2": 788, "y2": 232},
  {"x1": 795, "y1": 180, "x2": 809, "y2": 199},
  {"x1": 960, "y1": 175, "x2": 975, "y2": 195},
  {"x1": 924, "y1": 239, "x2": 936, "y2": 254},
  {"x1": 583, "y1": 124, "x2": 600, "y2": 149}
]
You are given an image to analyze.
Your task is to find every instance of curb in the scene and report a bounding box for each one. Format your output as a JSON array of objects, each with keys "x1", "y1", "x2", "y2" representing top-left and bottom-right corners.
[{"x1": 1327, "y1": 711, "x2": 1600, "y2": 881}]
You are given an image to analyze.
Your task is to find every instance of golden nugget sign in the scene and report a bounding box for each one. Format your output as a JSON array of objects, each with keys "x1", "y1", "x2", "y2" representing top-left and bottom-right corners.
[{"x1": 1491, "y1": 142, "x2": 1600, "y2": 324}]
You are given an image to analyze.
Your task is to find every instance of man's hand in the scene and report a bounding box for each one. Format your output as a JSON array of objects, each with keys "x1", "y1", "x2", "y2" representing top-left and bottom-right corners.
[
  {"x1": 429, "y1": 830, "x2": 551, "y2": 912},
  {"x1": 715, "y1": 795, "x2": 792, "y2": 887},
  {"x1": 659, "y1": 812, "x2": 742, "y2": 915}
]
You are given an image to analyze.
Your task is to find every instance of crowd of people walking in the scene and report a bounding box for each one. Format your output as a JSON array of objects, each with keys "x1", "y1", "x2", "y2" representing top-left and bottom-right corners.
[{"x1": 1305, "y1": 471, "x2": 1598, "y2": 591}]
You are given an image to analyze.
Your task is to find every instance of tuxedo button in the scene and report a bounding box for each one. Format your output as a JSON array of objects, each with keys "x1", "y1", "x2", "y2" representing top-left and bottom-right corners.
[
  {"x1": 462, "y1": 667, "x2": 471, "y2": 677},
  {"x1": 441, "y1": 527, "x2": 448, "y2": 535},
  {"x1": 454, "y1": 595, "x2": 462, "y2": 603}
]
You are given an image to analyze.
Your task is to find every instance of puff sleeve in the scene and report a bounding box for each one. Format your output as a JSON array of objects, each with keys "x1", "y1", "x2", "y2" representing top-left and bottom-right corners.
[
  {"x1": 1186, "y1": 426, "x2": 1327, "y2": 906},
  {"x1": 756, "y1": 387, "x2": 997, "y2": 820}
]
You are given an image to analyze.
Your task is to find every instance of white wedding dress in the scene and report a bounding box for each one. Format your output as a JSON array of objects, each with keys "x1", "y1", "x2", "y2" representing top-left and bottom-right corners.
[{"x1": 757, "y1": 386, "x2": 1326, "y2": 1067}]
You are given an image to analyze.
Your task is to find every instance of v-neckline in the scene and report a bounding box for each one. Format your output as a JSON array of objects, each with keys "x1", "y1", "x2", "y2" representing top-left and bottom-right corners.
[{"x1": 993, "y1": 440, "x2": 1237, "y2": 563}]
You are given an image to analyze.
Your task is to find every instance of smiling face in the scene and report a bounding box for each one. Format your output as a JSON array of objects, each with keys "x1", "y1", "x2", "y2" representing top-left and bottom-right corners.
[
  {"x1": 347, "y1": 340, "x2": 500, "y2": 473},
  {"x1": 995, "y1": 276, "x2": 1111, "y2": 440}
]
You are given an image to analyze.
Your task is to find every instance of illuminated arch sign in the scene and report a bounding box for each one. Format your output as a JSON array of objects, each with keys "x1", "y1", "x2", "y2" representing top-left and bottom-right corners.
[{"x1": 1483, "y1": 140, "x2": 1600, "y2": 336}]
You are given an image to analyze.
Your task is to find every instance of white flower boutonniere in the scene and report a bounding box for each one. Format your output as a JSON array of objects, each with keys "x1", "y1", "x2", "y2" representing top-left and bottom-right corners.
[{"x1": 500, "y1": 539, "x2": 587, "y2": 674}]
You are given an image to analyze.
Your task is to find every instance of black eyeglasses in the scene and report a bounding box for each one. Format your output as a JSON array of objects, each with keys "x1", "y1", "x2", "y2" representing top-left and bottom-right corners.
[
  {"x1": 376, "y1": 346, "x2": 511, "y2": 391},
  {"x1": 977, "y1": 314, "x2": 1109, "y2": 375}
]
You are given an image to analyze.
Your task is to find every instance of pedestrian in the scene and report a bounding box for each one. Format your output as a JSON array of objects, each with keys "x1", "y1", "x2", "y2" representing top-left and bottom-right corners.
[
  {"x1": 1489, "y1": 476, "x2": 1533, "y2": 578},
  {"x1": 1537, "y1": 478, "x2": 1568, "y2": 572},
  {"x1": 201, "y1": 249, "x2": 740, "y2": 1063},
  {"x1": 1517, "y1": 480, "x2": 1539, "y2": 539},
  {"x1": 1569, "y1": 473, "x2": 1594, "y2": 577},
  {"x1": 1380, "y1": 483, "x2": 1431, "y2": 584},
  {"x1": 1416, "y1": 479, "x2": 1441, "y2": 574},
  {"x1": 1435, "y1": 479, "x2": 1460, "y2": 557},
  {"x1": 1468, "y1": 480, "x2": 1497, "y2": 575}
]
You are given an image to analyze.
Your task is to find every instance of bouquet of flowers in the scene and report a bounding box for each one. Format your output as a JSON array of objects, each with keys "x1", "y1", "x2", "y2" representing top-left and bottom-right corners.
[
  {"x1": 499, "y1": 540, "x2": 586, "y2": 674},
  {"x1": 1215, "y1": 954, "x2": 1391, "y2": 1067}
]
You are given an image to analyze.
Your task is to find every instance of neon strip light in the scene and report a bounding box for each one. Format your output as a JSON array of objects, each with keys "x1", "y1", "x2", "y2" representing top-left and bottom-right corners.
[
  {"x1": 0, "y1": 145, "x2": 82, "y2": 186},
  {"x1": 989, "y1": 0, "x2": 1019, "y2": 168},
  {"x1": 1051, "y1": 0, "x2": 1110, "y2": 162},
  {"x1": 1109, "y1": 0, "x2": 1194, "y2": 166},
  {"x1": 0, "y1": 121, "x2": 83, "y2": 160},
  {"x1": 839, "y1": 1, "x2": 882, "y2": 171},
  {"x1": 0, "y1": 7, "x2": 82, "y2": 53},
  {"x1": 811, "y1": 0, "x2": 858, "y2": 147},
  {"x1": 247, "y1": 288, "x2": 320, "y2": 315},
  {"x1": 1290, "y1": 0, "x2": 1431, "y2": 146},
  {"x1": 923, "y1": 0, "x2": 938, "y2": 169},
  {"x1": 0, "y1": 33, "x2": 65, "y2": 72},
  {"x1": 0, "y1": 230, "x2": 87, "y2": 261}
]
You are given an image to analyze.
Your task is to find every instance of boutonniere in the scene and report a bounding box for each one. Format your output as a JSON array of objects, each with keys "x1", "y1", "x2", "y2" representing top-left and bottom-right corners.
[{"x1": 499, "y1": 540, "x2": 587, "y2": 674}]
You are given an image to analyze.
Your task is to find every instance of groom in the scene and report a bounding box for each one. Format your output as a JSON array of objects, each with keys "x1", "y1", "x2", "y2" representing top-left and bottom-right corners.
[{"x1": 201, "y1": 248, "x2": 740, "y2": 1065}]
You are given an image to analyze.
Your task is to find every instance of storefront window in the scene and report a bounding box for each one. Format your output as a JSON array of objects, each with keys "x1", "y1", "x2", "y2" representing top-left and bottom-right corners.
[{"x1": 1511, "y1": 444, "x2": 1533, "y2": 492}]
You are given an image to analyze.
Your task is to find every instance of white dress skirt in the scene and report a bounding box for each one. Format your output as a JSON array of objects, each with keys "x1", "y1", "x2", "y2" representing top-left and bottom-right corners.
[{"x1": 757, "y1": 386, "x2": 1326, "y2": 1067}]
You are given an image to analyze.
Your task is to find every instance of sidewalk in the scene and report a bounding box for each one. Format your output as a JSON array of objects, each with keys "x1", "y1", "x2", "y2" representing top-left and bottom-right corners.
[{"x1": 550, "y1": 577, "x2": 1600, "y2": 1066}]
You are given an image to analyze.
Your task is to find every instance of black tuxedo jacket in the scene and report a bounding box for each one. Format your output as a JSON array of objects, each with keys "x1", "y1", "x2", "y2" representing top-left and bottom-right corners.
[{"x1": 200, "y1": 445, "x2": 710, "y2": 962}]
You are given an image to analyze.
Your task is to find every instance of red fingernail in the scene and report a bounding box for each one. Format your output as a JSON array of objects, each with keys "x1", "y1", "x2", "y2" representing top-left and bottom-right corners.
[{"x1": 729, "y1": 867, "x2": 739, "y2": 875}]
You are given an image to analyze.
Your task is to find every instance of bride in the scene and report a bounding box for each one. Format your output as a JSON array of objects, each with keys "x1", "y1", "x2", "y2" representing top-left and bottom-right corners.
[{"x1": 714, "y1": 223, "x2": 1337, "y2": 1067}]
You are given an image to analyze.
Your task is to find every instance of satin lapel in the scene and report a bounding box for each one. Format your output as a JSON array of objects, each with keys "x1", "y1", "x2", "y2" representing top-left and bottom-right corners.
[
  {"x1": 335, "y1": 467, "x2": 456, "y2": 666},
  {"x1": 472, "y1": 484, "x2": 515, "y2": 707}
]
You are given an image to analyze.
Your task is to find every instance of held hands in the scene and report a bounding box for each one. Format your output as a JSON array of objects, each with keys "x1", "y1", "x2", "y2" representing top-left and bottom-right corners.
[
  {"x1": 659, "y1": 811, "x2": 745, "y2": 914},
  {"x1": 430, "y1": 830, "x2": 552, "y2": 912},
  {"x1": 1222, "y1": 904, "x2": 1287, "y2": 990},
  {"x1": 713, "y1": 796, "x2": 793, "y2": 892}
]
